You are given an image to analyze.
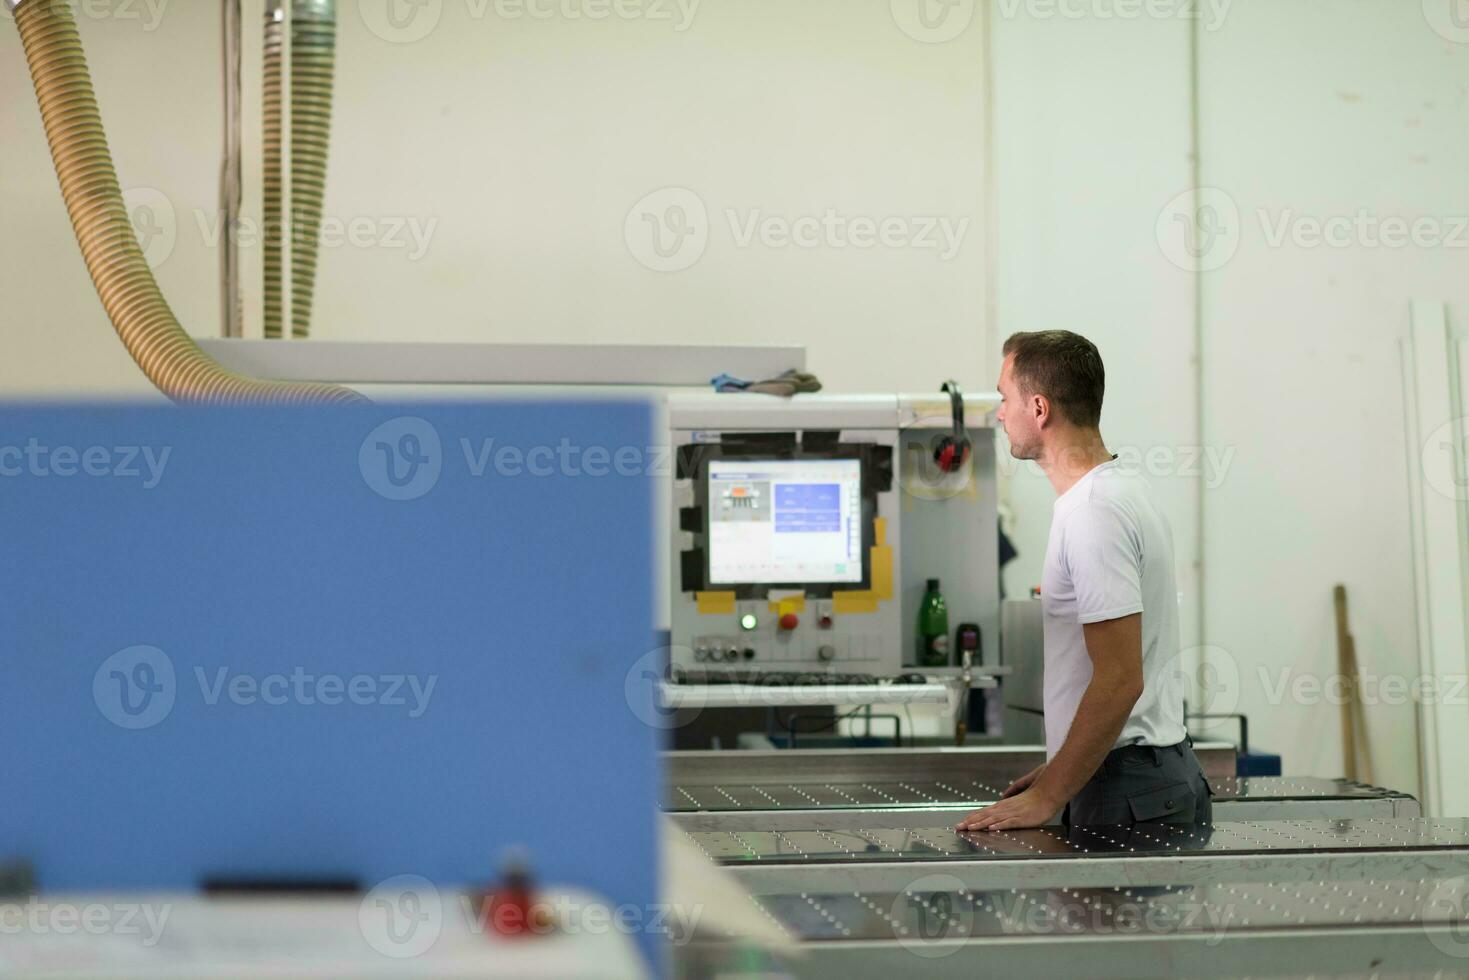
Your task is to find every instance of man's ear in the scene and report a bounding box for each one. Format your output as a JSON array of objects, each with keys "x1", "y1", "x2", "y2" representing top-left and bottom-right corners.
[{"x1": 1032, "y1": 393, "x2": 1051, "y2": 429}]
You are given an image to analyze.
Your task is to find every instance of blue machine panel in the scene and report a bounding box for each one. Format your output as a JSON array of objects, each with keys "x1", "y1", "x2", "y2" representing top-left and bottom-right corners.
[{"x1": 0, "y1": 402, "x2": 661, "y2": 952}]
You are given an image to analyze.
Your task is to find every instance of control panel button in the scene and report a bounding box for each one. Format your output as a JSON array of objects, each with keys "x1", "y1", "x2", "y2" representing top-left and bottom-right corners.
[
  {"x1": 778, "y1": 613, "x2": 799, "y2": 631},
  {"x1": 817, "y1": 645, "x2": 836, "y2": 662}
]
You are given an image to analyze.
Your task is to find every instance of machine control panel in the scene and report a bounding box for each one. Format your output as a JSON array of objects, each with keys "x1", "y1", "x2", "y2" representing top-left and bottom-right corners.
[
  {"x1": 688, "y1": 598, "x2": 883, "y2": 666},
  {"x1": 691, "y1": 632, "x2": 882, "y2": 664},
  {"x1": 667, "y1": 394, "x2": 1000, "y2": 679}
]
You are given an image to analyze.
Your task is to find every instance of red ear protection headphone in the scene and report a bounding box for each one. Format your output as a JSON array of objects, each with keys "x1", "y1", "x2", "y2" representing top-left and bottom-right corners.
[{"x1": 933, "y1": 380, "x2": 971, "y2": 474}]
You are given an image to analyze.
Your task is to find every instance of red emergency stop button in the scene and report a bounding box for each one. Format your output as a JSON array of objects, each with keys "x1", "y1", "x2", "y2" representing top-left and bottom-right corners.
[{"x1": 779, "y1": 613, "x2": 800, "y2": 631}]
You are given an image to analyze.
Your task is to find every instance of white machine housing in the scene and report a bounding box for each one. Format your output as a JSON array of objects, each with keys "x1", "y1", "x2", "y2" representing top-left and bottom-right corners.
[{"x1": 668, "y1": 392, "x2": 1000, "y2": 677}]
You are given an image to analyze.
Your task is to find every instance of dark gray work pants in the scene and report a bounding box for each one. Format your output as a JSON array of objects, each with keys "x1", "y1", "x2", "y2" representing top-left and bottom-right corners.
[{"x1": 1065, "y1": 739, "x2": 1214, "y2": 827}]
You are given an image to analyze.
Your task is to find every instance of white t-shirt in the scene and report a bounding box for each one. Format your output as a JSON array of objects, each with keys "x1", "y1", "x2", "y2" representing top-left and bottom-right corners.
[{"x1": 1039, "y1": 458, "x2": 1186, "y2": 759}]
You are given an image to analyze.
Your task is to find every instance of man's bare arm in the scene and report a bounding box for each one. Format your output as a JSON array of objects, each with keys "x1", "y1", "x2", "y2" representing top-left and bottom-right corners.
[
  {"x1": 1029, "y1": 613, "x2": 1144, "y2": 805},
  {"x1": 957, "y1": 613, "x2": 1144, "y2": 831}
]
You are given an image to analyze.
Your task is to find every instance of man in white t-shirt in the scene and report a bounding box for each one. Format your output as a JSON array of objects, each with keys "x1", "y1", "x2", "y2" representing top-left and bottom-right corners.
[{"x1": 957, "y1": 330, "x2": 1211, "y2": 831}]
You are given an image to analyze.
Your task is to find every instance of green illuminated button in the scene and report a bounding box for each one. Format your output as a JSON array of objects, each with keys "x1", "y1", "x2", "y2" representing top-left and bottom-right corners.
[{"x1": 740, "y1": 613, "x2": 759, "y2": 631}]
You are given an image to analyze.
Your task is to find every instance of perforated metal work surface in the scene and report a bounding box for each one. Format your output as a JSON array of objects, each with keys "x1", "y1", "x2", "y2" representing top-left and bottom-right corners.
[
  {"x1": 1208, "y1": 777, "x2": 1410, "y2": 801},
  {"x1": 667, "y1": 775, "x2": 1406, "y2": 812},
  {"x1": 749, "y1": 872, "x2": 1469, "y2": 943},
  {"x1": 669, "y1": 777, "x2": 1008, "y2": 810},
  {"x1": 683, "y1": 818, "x2": 1469, "y2": 865}
]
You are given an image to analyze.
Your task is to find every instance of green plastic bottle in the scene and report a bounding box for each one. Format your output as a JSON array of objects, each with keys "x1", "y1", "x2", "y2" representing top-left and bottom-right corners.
[{"x1": 918, "y1": 578, "x2": 950, "y2": 667}]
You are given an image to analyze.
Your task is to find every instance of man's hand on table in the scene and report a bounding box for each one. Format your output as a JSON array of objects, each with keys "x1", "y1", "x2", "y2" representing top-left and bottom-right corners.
[{"x1": 955, "y1": 764, "x2": 1062, "y2": 832}]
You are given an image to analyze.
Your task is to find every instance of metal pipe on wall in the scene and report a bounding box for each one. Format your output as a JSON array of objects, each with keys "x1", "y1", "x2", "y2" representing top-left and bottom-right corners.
[{"x1": 222, "y1": 0, "x2": 244, "y2": 337}]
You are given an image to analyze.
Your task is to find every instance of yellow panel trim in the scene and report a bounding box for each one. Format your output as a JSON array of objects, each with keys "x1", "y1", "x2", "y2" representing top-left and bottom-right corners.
[
  {"x1": 869, "y1": 545, "x2": 894, "y2": 600},
  {"x1": 831, "y1": 519, "x2": 894, "y2": 615},
  {"x1": 696, "y1": 591, "x2": 736, "y2": 615},
  {"x1": 768, "y1": 596, "x2": 807, "y2": 616},
  {"x1": 833, "y1": 593, "x2": 879, "y2": 614}
]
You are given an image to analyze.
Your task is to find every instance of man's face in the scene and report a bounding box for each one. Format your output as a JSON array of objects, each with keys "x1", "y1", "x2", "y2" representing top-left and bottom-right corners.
[{"x1": 997, "y1": 355, "x2": 1042, "y2": 460}]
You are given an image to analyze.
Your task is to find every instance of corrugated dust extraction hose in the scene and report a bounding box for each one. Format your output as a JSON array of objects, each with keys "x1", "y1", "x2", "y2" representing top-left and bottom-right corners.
[
  {"x1": 288, "y1": 0, "x2": 336, "y2": 340},
  {"x1": 10, "y1": 0, "x2": 363, "y2": 405},
  {"x1": 262, "y1": 1, "x2": 286, "y2": 339},
  {"x1": 262, "y1": 0, "x2": 336, "y2": 340}
]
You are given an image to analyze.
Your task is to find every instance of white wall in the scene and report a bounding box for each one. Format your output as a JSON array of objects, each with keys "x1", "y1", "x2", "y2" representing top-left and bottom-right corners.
[
  {"x1": 1198, "y1": 0, "x2": 1469, "y2": 798},
  {"x1": 990, "y1": 0, "x2": 1199, "y2": 658},
  {"x1": 2, "y1": 1, "x2": 989, "y2": 396},
  {"x1": 306, "y1": 0, "x2": 990, "y2": 393}
]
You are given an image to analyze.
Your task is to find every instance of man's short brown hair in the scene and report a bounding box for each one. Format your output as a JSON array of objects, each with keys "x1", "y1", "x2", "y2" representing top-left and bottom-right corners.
[{"x1": 1001, "y1": 330, "x2": 1105, "y2": 428}]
